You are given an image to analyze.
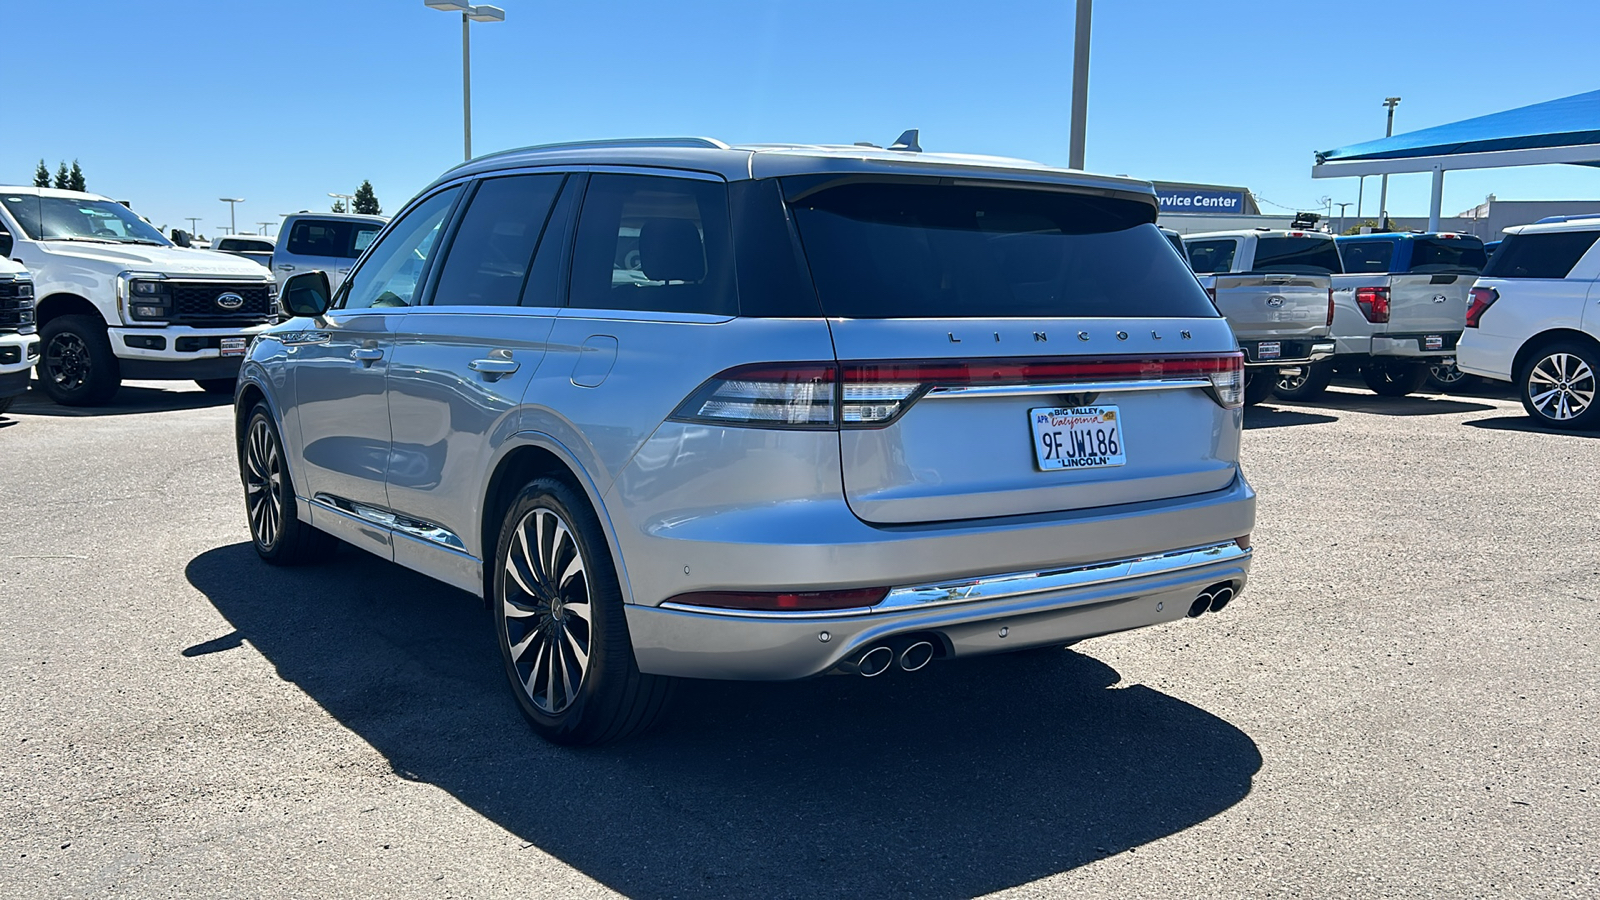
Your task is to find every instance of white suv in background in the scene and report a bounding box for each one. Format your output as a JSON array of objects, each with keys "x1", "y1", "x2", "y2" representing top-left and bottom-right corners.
[{"x1": 1457, "y1": 217, "x2": 1600, "y2": 429}]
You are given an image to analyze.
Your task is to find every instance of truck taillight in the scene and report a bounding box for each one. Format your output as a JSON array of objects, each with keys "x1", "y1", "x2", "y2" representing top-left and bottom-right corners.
[
  {"x1": 1327, "y1": 287, "x2": 1335, "y2": 327},
  {"x1": 1355, "y1": 286, "x2": 1390, "y2": 323},
  {"x1": 1465, "y1": 286, "x2": 1498, "y2": 328}
]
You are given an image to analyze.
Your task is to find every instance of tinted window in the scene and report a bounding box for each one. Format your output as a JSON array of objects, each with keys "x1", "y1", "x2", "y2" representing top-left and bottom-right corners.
[
  {"x1": 220, "y1": 237, "x2": 272, "y2": 252},
  {"x1": 1250, "y1": 237, "x2": 1342, "y2": 274},
  {"x1": 569, "y1": 174, "x2": 736, "y2": 316},
  {"x1": 521, "y1": 176, "x2": 583, "y2": 308},
  {"x1": 431, "y1": 174, "x2": 563, "y2": 307},
  {"x1": 1483, "y1": 231, "x2": 1600, "y2": 279},
  {"x1": 287, "y1": 219, "x2": 385, "y2": 259},
  {"x1": 1408, "y1": 237, "x2": 1487, "y2": 274},
  {"x1": 340, "y1": 188, "x2": 460, "y2": 310},
  {"x1": 788, "y1": 179, "x2": 1212, "y2": 319},
  {"x1": 1338, "y1": 240, "x2": 1395, "y2": 274},
  {"x1": 1186, "y1": 239, "x2": 1237, "y2": 274}
]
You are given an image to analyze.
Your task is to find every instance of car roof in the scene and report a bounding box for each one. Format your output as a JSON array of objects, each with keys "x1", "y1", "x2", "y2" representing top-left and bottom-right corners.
[
  {"x1": 1504, "y1": 215, "x2": 1600, "y2": 236},
  {"x1": 284, "y1": 211, "x2": 387, "y2": 223},
  {"x1": 425, "y1": 137, "x2": 1158, "y2": 204},
  {"x1": 1335, "y1": 232, "x2": 1480, "y2": 242},
  {"x1": 219, "y1": 234, "x2": 275, "y2": 243},
  {"x1": 0, "y1": 185, "x2": 116, "y2": 203},
  {"x1": 1181, "y1": 229, "x2": 1335, "y2": 241}
]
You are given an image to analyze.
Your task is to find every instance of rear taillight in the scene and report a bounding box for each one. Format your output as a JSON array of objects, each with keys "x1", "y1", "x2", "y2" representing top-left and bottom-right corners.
[
  {"x1": 668, "y1": 363, "x2": 836, "y2": 428},
  {"x1": 1465, "y1": 286, "x2": 1498, "y2": 328},
  {"x1": 666, "y1": 586, "x2": 889, "y2": 612},
  {"x1": 1355, "y1": 286, "x2": 1390, "y2": 323},
  {"x1": 1327, "y1": 287, "x2": 1335, "y2": 326}
]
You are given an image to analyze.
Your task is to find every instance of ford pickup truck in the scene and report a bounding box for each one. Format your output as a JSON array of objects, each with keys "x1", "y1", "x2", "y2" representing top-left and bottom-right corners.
[
  {"x1": 1182, "y1": 229, "x2": 1337, "y2": 405},
  {"x1": 0, "y1": 257, "x2": 38, "y2": 414}
]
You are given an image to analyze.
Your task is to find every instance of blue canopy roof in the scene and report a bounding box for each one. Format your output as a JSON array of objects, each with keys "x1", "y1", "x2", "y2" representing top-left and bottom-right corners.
[{"x1": 1317, "y1": 89, "x2": 1600, "y2": 165}]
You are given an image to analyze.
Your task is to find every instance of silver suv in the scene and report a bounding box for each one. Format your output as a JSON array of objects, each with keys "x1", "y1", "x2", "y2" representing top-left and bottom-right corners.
[{"x1": 237, "y1": 137, "x2": 1256, "y2": 745}]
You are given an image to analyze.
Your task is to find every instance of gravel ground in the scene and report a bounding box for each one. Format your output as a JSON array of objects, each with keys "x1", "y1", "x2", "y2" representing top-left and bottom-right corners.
[{"x1": 0, "y1": 378, "x2": 1594, "y2": 899}]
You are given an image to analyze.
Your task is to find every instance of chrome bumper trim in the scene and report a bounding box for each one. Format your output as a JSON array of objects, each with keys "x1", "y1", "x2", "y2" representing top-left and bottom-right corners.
[{"x1": 657, "y1": 541, "x2": 1250, "y2": 620}]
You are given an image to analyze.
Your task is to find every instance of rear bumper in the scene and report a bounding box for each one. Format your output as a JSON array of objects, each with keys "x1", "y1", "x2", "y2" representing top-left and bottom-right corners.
[
  {"x1": 1456, "y1": 330, "x2": 1516, "y2": 381},
  {"x1": 1242, "y1": 340, "x2": 1336, "y2": 366},
  {"x1": 627, "y1": 541, "x2": 1251, "y2": 680},
  {"x1": 1370, "y1": 332, "x2": 1462, "y2": 358}
]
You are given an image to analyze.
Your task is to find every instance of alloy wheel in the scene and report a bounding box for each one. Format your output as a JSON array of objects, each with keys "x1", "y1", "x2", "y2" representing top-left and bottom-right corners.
[
  {"x1": 1429, "y1": 362, "x2": 1466, "y2": 386},
  {"x1": 502, "y1": 507, "x2": 593, "y2": 715},
  {"x1": 1527, "y1": 352, "x2": 1596, "y2": 421},
  {"x1": 44, "y1": 332, "x2": 91, "y2": 391},
  {"x1": 245, "y1": 418, "x2": 284, "y2": 548},
  {"x1": 1276, "y1": 370, "x2": 1308, "y2": 393}
]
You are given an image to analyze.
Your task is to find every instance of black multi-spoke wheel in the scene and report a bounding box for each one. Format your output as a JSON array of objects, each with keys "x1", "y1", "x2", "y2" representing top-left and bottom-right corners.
[
  {"x1": 38, "y1": 315, "x2": 120, "y2": 406},
  {"x1": 1273, "y1": 361, "x2": 1333, "y2": 401},
  {"x1": 1361, "y1": 359, "x2": 1429, "y2": 397},
  {"x1": 1520, "y1": 343, "x2": 1600, "y2": 430},
  {"x1": 1426, "y1": 361, "x2": 1477, "y2": 392},
  {"x1": 494, "y1": 477, "x2": 673, "y2": 745},
  {"x1": 241, "y1": 402, "x2": 336, "y2": 564}
]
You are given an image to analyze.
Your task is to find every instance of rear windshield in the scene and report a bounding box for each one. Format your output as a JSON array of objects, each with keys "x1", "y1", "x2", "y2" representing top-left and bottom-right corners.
[
  {"x1": 219, "y1": 238, "x2": 272, "y2": 252},
  {"x1": 1338, "y1": 240, "x2": 1394, "y2": 273},
  {"x1": 1408, "y1": 237, "x2": 1486, "y2": 274},
  {"x1": 1481, "y1": 231, "x2": 1599, "y2": 279},
  {"x1": 1250, "y1": 236, "x2": 1342, "y2": 274},
  {"x1": 784, "y1": 179, "x2": 1217, "y2": 319},
  {"x1": 286, "y1": 219, "x2": 384, "y2": 259}
]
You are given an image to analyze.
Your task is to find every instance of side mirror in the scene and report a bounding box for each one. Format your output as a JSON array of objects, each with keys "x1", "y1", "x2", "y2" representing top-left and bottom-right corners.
[
  {"x1": 0, "y1": 230, "x2": 11, "y2": 258},
  {"x1": 282, "y1": 270, "x2": 332, "y2": 317}
]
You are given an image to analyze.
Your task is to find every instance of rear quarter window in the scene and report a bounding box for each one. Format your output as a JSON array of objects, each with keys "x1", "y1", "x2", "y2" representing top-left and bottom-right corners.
[{"x1": 1481, "y1": 231, "x2": 1599, "y2": 279}]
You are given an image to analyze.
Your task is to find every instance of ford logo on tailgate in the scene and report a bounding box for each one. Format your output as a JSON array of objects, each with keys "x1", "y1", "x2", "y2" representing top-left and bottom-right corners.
[
  {"x1": 1266, "y1": 295, "x2": 1285, "y2": 308},
  {"x1": 215, "y1": 291, "x2": 245, "y2": 310}
]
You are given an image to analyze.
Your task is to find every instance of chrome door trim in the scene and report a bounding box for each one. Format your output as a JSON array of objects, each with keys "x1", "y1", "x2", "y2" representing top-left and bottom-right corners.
[
  {"x1": 311, "y1": 493, "x2": 467, "y2": 552},
  {"x1": 658, "y1": 541, "x2": 1250, "y2": 619},
  {"x1": 925, "y1": 378, "x2": 1212, "y2": 399}
]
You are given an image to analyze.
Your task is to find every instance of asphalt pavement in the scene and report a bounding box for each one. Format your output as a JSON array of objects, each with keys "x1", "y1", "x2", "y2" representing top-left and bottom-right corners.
[{"x1": 0, "y1": 378, "x2": 1595, "y2": 899}]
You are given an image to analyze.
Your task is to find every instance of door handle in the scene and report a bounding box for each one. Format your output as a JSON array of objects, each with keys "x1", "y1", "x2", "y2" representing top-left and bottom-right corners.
[
  {"x1": 353, "y1": 347, "x2": 384, "y2": 365},
  {"x1": 469, "y1": 358, "x2": 520, "y2": 378},
  {"x1": 277, "y1": 264, "x2": 295, "y2": 271}
]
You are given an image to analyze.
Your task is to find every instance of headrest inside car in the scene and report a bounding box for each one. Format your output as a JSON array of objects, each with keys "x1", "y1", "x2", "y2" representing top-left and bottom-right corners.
[{"x1": 639, "y1": 218, "x2": 705, "y2": 283}]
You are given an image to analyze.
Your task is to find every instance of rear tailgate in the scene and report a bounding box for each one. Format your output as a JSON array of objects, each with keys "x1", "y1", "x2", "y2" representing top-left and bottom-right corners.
[
  {"x1": 1385, "y1": 273, "x2": 1470, "y2": 337},
  {"x1": 1212, "y1": 273, "x2": 1332, "y2": 344}
]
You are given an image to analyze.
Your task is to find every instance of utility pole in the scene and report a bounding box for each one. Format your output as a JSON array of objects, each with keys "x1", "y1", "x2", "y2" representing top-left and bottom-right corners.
[
  {"x1": 1067, "y1": 0, "x2": 1092, "y2": 170},
  {"x1": 1378, "y1": 97, "x2": 1401, "y2": 228}
]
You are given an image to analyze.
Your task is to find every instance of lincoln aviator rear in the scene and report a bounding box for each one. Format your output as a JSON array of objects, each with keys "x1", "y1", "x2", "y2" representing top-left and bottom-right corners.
[{"x1": 236, "y1": 138, "x2": 1256, "y2": 744}]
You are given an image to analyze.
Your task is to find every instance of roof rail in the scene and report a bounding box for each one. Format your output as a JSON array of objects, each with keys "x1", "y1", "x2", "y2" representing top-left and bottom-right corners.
[{"x1": 457, "y1": 137, "x2": 731, "y2": 169}]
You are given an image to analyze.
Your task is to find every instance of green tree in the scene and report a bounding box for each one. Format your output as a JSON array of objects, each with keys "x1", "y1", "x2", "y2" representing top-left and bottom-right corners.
[
  {"x1": 330, "y1": 199, "x2": 346, "y2": 213},
  {"x1": 53, "y1": 161, "x2": 68, "y2": 190},
  {"x1": 353, "y1": 180, "x2": 381, "y2": 215},
  {"x1": 67, "y1": 160, "x2": 85, "y2": 192},
  {"x1": 33, "y1": 159, "x2": 50, "y2": 187}
]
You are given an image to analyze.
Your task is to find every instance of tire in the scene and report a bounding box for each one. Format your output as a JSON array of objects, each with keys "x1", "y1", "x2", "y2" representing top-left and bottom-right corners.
[
  {"x1": 1518, "y1": 342, "x2": 1600, "y2": 431},
  {"x1": 196, "y1": 378, "x2": 237, "y2": 395},
  {"x1": 1273, "y1": 361, "x2": 1333, "y2": 401},
  {"x1": 241, "y1": 402, "x2": 337, "y2": 564},
  {"x1": 1361, "y1": 359, "x2": 1429, "y2": 397},
  {"x1": 0, "y1": 395, "x2": 13, "y2": 415},
  {"x1": 494, "y1": 476, "x2": 674, "y2": 746},
  {"x1": 1426, "y1": 361, "x2": 1479, "y2": 392},
  {"x1": 37, "y1": 314, "x2": 121, "y2": 406},
  {"x1": 1242, "y1": 369, "x2": 1276, "y2": 406}
]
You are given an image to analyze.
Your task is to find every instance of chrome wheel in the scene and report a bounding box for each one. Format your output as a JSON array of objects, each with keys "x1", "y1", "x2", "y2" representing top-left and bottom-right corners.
[
  {"x1": 1527, "y1": 352, "x2": 1596, "y2": 421},
  {"x1": 44, "y1": 331, "x2": 91, "y2": 391},
  {"x1": 1429, "y1": 361, "x2": 1466, "y2": 386},
  {"x1": 245, "y1": 417, "x2": 284, "y2": 548},
  {"x1": 1276, "y1": 369, "x2": 1308, "y2": 392},
  {"x1": 502, "y1": 507, "x2": 593, "y2": 715}
]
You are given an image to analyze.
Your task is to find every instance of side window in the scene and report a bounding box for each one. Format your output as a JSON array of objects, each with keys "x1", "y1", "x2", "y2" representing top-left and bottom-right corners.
[
  {"x1": 340, "y1": 188, "x2": 461, "y2": 311},
  {"x1": 1482, "y1": 231, "x2": 1600, "y2": 279},
  {"x1": 568, "y1": 174, "x2": 736, "y2": 316},
  {"x1": 430, "y1": 174, "x2": 563, "y2": 307},
  {"x1": 1185, "y1": 239, "x2": 1237, "y2": 274}
]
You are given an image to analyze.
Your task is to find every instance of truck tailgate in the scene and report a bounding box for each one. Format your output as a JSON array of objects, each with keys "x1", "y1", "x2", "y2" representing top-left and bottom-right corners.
[
  {"x1": 1386, "y1": 273, "x2": 1469, "y2": 336},
  {"x1": 1211, "y1": 274, "x2": 1330, "y2": 342}
]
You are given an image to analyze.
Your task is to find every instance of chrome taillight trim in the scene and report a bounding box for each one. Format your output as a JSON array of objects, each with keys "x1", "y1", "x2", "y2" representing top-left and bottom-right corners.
[{"x1": 925, "y1": 378, "x2": 1213, "y2": 399}]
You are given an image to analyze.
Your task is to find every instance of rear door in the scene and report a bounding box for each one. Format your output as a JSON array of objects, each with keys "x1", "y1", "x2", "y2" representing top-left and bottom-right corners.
[
  {"x1": 1384, "y1": 237, "x2": 1485, "y2": 338},
  {"x1": 785, "y1": 176, "x2": 1242, "y2": 525}
]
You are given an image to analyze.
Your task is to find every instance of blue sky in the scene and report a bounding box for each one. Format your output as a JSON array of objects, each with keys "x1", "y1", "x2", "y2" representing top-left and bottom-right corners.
[{"x1": 7, "y1": 0, "x2": 1599, "y2": 236}]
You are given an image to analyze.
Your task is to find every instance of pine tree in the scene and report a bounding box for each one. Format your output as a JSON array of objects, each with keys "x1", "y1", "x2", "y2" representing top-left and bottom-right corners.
[
  {"x1": 33, "y1": 160, "x2": 50, "y2": 187},
  {"x1": 331, "y1": 199, "x2": 346, "y2": 213},
  {"x1": 67, "y1": 160, "x2": 85, "y2": 192},
  {"x1": 53, "y1": 161, "x2": 69, "y2": 190},
  {"x1": 353, "y1": 180, "x2": 382, "y2": 215}
]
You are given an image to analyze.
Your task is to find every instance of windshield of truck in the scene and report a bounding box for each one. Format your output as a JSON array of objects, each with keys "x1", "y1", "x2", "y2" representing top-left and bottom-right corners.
[
  {"x1": 1481, "y1": 230, "x2": 1600, "y2": 279},
  {"x1": 1337, "y1": 240, "x2": 1394, "y2": 273},
  {"x1": 1407, "y1": 237, "x2": 1487, "y2": 274},
  {"x1": 1, "y1": 194, "x2": 169, "y2": 245},
  {"x1": 784, "y1": 178, "x2": 1218, "y2": 318},
  {"x1": 1250, "y1": 236, "x2": 1341, "y2": 274},
  {"x1": 286, "y1": 219, "x2": 385, "y2": 259}
]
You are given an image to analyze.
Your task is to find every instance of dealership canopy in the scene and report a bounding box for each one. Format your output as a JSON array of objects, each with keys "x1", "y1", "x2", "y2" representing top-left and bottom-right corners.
[{"x1": 1312, "y1": 89, "x2": 1600, "y2": 231}]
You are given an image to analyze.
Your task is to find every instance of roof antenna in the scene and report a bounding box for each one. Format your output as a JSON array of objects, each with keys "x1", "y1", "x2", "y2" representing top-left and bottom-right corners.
[{"x1": 888, "y1": 129, "x2": 922, "y2": 152}]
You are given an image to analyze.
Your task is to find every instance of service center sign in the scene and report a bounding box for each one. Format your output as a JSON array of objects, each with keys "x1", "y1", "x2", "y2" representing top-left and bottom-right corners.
[{"x1": 1157, "y1": 189, "x2": 1245, "y2": 214}]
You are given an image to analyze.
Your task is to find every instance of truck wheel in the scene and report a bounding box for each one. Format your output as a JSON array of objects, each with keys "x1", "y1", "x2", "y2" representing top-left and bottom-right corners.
[
  {"x1": 494, "y1": 476, "x2": 674, "y2": 746},
  {"x1": 1519, "y1": 342, "x2": 1600, "y2": 431},
  {"x1": 1274, "y1": 361, "x2": 1332, "y2": 401},
  {"x1": 1426, "y1": 361, "x2": 1478, "y2": 392},
  {"x1": 242, "y1": 402, "x2": 338, "y2": 564},
  {"x1": 1361, "y1": 359, "x2": 1428, "y2": 397},
  {"x1": 1242, "y1": 370, "x2": 1275, "y2": 406},
  {"x1": 38, "y1": 315, "x2": 121, "y2": 406},
  {"x1": 0, "y1": 396, "x2": 12, "y2": 415},
  {"x1": 196, "y1": 378, "x2": 237, "y2": 395}
]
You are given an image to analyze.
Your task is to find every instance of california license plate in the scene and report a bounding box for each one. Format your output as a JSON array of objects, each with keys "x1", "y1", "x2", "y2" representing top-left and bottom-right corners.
[
  {"x1": 1257, "y1": 341, "x2": 1281, "y2": 360},
  {"x1": 220, "y1": 337, "x2": 248, "y2": 357},
  {"x1": 1031, "y1": 406, "x2": 1126, "y2": 471},
  {"x1": 1424, "y1": 335, "x2": 1444, "y2": 351}
]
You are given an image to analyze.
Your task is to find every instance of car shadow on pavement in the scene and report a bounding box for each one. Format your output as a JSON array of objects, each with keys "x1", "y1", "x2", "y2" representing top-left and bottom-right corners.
[
  {"x1": 1280, "y1": 390, "x2": 1496, "y2": 417},
  {"x1": 1243, "y1": 406, "x2": 1339, "y2": 429},
  {"x1": 7, "y1": 383, "x2": 232, "y2": 417},
  {"x1": 185, "y1": 543, "x2": 1262, "y2": 899},
  {"x1": 1463, "y1": 415, "x2": 1600, "y2": 439}
]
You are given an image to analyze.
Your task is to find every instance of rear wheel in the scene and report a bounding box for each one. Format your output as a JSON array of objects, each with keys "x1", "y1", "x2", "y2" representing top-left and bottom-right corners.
[
  {"x1": 242, "y1": 402, "x2": 337, "y2": 564},
  {"x1": 1426, "y1": 361, "x2": 1478, "y2": 391},
  {"x1": 495, "y1": 477, "x2": 674, "y2": 746},
  {"x1": 0, "y1": 396, "x2": 13, "y2": 415},
  {"x1": 38, "y1": 315, "x2": 120, "y2": 406},
  {"x1": 1242, "y1": 369, "x2": 1276, "y2": 406},
  {"x1": 1273, "y1": 361, "x2": 1333, "y2": 401},
  {"x1": 1519, "y1": 342, "x2": 1600, "y2": 430},
  {"x1": 196, "y1": 378, "x2": 237, "y2": 395},
  {"x1": 1361, "y1": 359, "x2": 1428, "y2": 397}
]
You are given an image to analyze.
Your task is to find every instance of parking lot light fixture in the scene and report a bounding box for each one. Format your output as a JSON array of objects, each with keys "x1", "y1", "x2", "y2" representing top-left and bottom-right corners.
[
  {"x1": 328, "y1": 192, "x2": 355, "y2": 213},
  {"x1": 219, "y1": 198, "x2": 243, "y2": 236},
  {"x1": 425, "y1": 1, "x2": 506, "y2": 161}
]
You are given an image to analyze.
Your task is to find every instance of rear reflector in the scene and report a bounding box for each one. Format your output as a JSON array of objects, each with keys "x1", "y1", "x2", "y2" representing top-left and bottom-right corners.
[
  {"x1": 666, "y1": 586, "x2": 890, "y2": 612},
  {"x1": 1465, "y1": 286, "x2": 1498, "y2": 328}
]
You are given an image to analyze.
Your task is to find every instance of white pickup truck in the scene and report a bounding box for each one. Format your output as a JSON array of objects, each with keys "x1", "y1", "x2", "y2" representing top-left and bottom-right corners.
[
  {"x1": 0, "y1": 257, "x2": 38, "y2": 414},
  {"x1": 1182, "y1": 229, "x2": 1337, "y2": 405},
  {"x1": 0, "y1": 187, "x2": 277, "y2": 406}
]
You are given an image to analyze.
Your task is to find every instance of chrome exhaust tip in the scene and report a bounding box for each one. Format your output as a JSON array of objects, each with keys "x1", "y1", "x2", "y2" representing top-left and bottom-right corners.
[
  {"x1": 898, "y1": 640, "x2": 935, "y2": 672},
  {"x1": 858, "y1": 645, "x2": 895, "y2": 678},
  {"x1": 1188, "y1": 592, "x2": 1213, "y2": 618},
  {"x1": 1208, "y1": 586, "x2": 1235, "y2": 613}
]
